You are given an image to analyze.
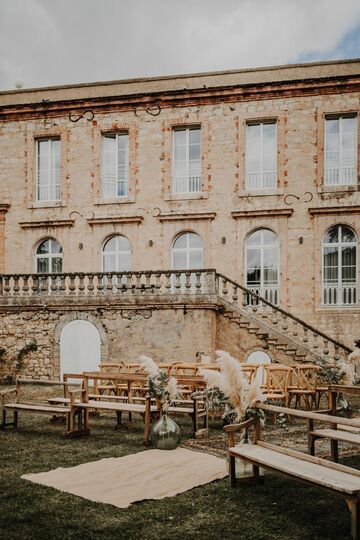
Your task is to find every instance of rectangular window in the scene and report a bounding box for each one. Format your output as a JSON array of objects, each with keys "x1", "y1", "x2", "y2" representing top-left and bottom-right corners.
[
  {"x1": 325, "y1": 115, "x2": 357, "y2": 186},
  {"x1": 172, "y1": 127, "x2": 201, "y2": 194},
  {"x1": 246, "y1": 121, "x2": 277, "y2": 190},
  {"x1": 36, "y1": 138, "x2": 61, "y2": 202},
  {"x1": 102, "y1": 133, "x2": 129, "y2": 198}
]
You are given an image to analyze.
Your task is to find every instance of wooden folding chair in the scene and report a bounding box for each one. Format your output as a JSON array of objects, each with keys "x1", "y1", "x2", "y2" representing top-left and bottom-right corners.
[
  {"x1": 288, "y1": 364, "x2": 320, "y2": 410},
  {"x1": 262, "y1": 365, "x2": 292, "y2": 407}
]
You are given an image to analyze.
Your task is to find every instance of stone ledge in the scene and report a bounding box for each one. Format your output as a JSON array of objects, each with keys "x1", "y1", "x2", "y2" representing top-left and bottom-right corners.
[
  {"x1": 232, "y1": 208, "x2": 293, "y2": 219},
  {"x1": 19, "y1": 219, "x2": 74, "y2": 229},
  {"x1": 308, "y1": 205, "x2": 360, "y2": 216}
]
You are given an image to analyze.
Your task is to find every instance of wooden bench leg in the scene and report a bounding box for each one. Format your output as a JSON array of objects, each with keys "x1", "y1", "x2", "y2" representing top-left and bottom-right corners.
[
  {"x1": 229, "y1": 454, "x2": 237, "y2": 487},
  {"x1": 331, "y1": 439, "x2": 339, "y2": 462},
  {"x1": 13, "y1": 410, "x2": 18, "y2": 428},
  {"x1": 308, "y1": 434, "x2": 316, "y2": 456},
  {"x1": 346, "y1": 498, "x2": 360, "y2": 540},
  {"x1": 143, "y1": 396, "x2": 151, "y2": 446}
]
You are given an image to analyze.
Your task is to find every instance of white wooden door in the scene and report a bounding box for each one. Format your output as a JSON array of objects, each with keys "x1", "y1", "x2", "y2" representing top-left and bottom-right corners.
[{"x1": 60, "y1": 320, "x2": 101, "y2": 379}]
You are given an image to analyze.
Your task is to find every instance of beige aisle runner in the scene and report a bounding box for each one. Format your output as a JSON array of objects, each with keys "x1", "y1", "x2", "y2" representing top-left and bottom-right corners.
[{"x1": 22, "y1": 448, "x2": 227, "y2": 508}]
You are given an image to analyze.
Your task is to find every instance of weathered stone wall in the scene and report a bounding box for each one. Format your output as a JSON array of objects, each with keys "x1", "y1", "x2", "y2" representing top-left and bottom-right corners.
[{"x1": 0, "y1": 305, "x2": 216, "y2": 381}]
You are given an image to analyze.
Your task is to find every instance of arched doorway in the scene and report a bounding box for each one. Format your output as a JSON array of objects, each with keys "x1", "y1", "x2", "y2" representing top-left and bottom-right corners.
[
  {"x1": 246, "y1": 350, "x2": 271, "y2": 385},
  {"x1": 60, "y1": 320, "x2": 101, "y2": 379}
]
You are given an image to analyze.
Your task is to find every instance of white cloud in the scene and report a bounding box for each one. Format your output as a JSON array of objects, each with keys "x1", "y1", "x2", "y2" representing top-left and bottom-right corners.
[{"x1": 0, "y1": 0, "x2": 359, "y2": 90}]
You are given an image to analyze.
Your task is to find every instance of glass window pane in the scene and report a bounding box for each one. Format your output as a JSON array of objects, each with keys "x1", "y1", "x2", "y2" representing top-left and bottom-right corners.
[
  {"x1": 189, "y1": 144, "x2": 200, "y2": 161},
  {"x1": 118, "y1": 252, "x2": 131, "y2": 272},
  {"x1": 342, "y1": 266, "x2": 356, "y2": 282},
  {"x1": 104, "y1": 237, "x2": 117, "y2": 252},
  {"x1": 263, "y1": 268, "x2": 278, "y2": 284},
  {"x1": 173, "y1": 234, "x2": 187, "y2": 249},
  {"x1": 324, "y1": 247, "x2": 338, "y2": 268},
  {"x1": 342, "y1": 246, "x2": 356, "y2": 266},
  {"x1": 37, "y1": 240, "x2": 50, "y2": 254},
  {"x1": 189, "y1": 233, "x2": 203, "y2": 249},
  {"x1": 116, "y1": 236, "x2": 131, "y2": 251},
  {"x1": 51, "y1": 258, "x2": 62, "y2": 273},
  {"x1": 173, "y1": 251, "x2": 187, "y2": 269},
  {"x1": 263, "y1": 248, "x2": 278, "y2": 267},
  {"x1": 247, "y1": 268, "x2": 261, "y2": 284},
  {"x1": 247, "y1": 249, "x2": 261, "y2": 268},
  {"x1": 341, "y1": 226, "x2": 356, "y2": 243},
  {"x1": 174, "y1": 130, "x2": 186, "y2": 145},
  {"x1": 37, "y1": 258, "x2": 49, "y2": 273},
  {"x1": 326, "y1": 119, "x2": 339, "y2": 135},
  {"x1": 51, "y1": 239, "x2": 62, "y2": 254},
  {"x1": 342, "y1": 116, "x2": 355, "y2": 133},
  {"x1": 324, "y1": 226, "x2": 340, "y2": 244},
  {"x1": 189, "y1": 250, "x2": 203, "y2": 268},
  {"x1": 189, "y1": 128, "x2": 200, "y2": 144},
  {"x1": 246, "y1": 230, "x2": 262, "y2": 246},
  {"x1": 103, "y1": 253, "x2": 116, "y2": 272},
  {"x1": 263, "y1": 230, "x2": 278, "y2": 245}
]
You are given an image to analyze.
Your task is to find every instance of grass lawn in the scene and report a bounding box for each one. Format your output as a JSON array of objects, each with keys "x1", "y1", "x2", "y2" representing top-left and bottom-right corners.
[{"x1": 0, "y1": 385, "x2": 358, "y2": 540}]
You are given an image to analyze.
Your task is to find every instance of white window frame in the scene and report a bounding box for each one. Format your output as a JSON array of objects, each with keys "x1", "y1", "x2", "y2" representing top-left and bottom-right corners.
[
  {"x1": 35, "y1": 138, "x2": 61, "y2": 202},
  {"x1": 35, "y1": 238, "x2": 63, "y2": 273},
  {"x1": 102, "y1": 235, "x2": 132, "y2": 272},
  {"x1": 322, "y1": 225, "x2": 357, "y2": 307},
  {"x1": 171, "y1": 232, "x2": 204, "y2": 270},
  {"x1": 172, "y1": 127, "x2": 201, "y2": 194},
  {"x1": 245, "y1": 229, "x2": 279, "y2": 305},
  {"x1": 101, "y1": 133, "x2": 129, "y2": 199},
  {"x1": 324, "y1": 115, "x2": 357, "y2": 186},
  {"x1": 245, "y1": 121, "x2": 277, "y2": 190}
]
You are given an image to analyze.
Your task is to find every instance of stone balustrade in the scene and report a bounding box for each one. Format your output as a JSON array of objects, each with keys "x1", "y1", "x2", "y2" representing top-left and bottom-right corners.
[{"x1": 0, "y1": 269, "x2": 217, "y2": 298}]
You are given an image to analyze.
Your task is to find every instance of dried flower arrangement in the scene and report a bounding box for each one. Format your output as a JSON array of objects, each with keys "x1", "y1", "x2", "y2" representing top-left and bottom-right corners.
[
  {"x1": 138, "y1": 355, "x2": 179, "y2": 412},
  {"x1": 315, "y1": 356, "x2": 356, "y2": 385},
  {"x1": 199, "y1": 350, "x2": 265, "y2": 424}
]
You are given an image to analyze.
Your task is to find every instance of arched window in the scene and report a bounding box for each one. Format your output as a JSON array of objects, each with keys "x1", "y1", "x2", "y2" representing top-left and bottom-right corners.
[
  {"x1": 172, "y1": 232, "x2": 203, "y2": 270},
  {"x1": 322, "y1": 224, "x2": 357, "y2": 306},
  {"x1": 102, "y1": 235, "x2": 131, "y2": 272},
  {"x1": 245, "y1": 229, "x2": 279, "y2": 304},
  {"x1": 35, "y1": 238, "x2": 63, "y2": 273}
]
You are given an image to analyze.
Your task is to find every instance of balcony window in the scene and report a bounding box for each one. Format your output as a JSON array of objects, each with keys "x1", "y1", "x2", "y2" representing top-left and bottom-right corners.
[
  {"x1": 322, "y1": 224, "x2": 357, "y2": 306},
  {"x1": 325, "y1": 115, "x2": 357, "y2": 186},
  {"x1": 102, "y1": 133, "x2": 129, "y2": 198},
  {"x1": 246, "y1": 122, "x2": 277, "y2": 190},
  {"x1": 36, "y1": 139, "x2": 61, "y2": 202},
  {"x1": 172, "y1": 127, "x2": 201, "y2": 194},
  {"x1": 35, "y1": 238, "x2": 63, "y2": 273},
  {"x1": 245, "y1": 228, "x2": 279, "y2": 305},
  {"x1": 102, "y1": 235, "x2": 131, "y2": 272}
]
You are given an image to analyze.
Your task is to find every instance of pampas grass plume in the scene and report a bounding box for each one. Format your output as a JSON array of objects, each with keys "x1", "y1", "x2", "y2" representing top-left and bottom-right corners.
[{"x1": 138, "y1": 355, "x2": 159, "y2": 377}]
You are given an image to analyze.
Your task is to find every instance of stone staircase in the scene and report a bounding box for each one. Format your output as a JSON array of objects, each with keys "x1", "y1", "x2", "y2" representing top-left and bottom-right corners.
[{"x1": 215, "y1": 272, "x2": 352, "y2": 364}]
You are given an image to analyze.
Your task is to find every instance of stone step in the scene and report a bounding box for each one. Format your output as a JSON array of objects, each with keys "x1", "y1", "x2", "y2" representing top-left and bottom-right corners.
[
  {"x1": 239, "y1": 321, "x2": 251, "y2": 328},
  {"x1": 248, "y1": 327, "x2": 259, "y2": 334},
  {"x1": 274, "y1": 343, "x2": 287, "y2": 350}
]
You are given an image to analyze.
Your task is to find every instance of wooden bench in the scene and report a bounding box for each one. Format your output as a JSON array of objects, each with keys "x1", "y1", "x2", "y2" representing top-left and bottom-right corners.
[
  {"x1": 53, "y1": 372, "x2": 209, "y2": 439},
  {"x1": 225, "y1": 403, "x2": 360, "y2": 539},
  {"x1": 308, "y1": 384, "x2": 360, "y2": 461},
  {"x1": 0, "y1": 379, "x2": 88, "y2": 438}
]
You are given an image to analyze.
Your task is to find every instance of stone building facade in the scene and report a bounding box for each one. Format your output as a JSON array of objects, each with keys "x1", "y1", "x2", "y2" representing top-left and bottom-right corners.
[{"x1": 0, "y1": 59, "x2": 359, "y2": 378}]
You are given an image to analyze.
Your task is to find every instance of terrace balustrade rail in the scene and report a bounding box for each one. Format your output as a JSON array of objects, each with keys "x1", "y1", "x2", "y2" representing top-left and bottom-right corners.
[{"x1": 0, "y1": 269, "x2": 352, "y2": 360}]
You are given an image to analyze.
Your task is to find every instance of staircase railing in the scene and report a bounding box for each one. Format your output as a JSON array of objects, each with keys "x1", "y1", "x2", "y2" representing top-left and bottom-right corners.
[{"x1": 216, "y1": 272, "x2": 352, "y2": 359}]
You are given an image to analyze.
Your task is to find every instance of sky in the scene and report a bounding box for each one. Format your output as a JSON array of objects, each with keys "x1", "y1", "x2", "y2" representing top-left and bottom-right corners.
[{"x1": 0, "y1": 0, "x2": 360, "y2": 91}]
